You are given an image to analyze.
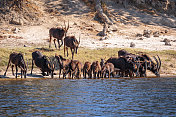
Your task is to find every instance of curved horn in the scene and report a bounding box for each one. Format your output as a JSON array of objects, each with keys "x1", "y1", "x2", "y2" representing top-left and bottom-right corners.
[
  {"x1": 157, "y1": 55, "x2": 161, "y2": 71},
  {"x1": 64, "y1": 20, "x2": 66, "y2": 30},
  {"x1": 153, "y1": 56, "x2": 159, "y2": 71},
  {"x1": 67, "y1": 20, "x2": 69, "y2": 31}
]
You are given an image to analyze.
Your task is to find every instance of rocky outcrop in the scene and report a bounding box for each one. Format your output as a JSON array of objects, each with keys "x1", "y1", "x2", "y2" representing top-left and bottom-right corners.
[
  {"x1": 0, "y1": 0, "x2": 43, "y2": 25},
  {"x1": 119, "y1": 0, "x2": 176, "y2": 16}
]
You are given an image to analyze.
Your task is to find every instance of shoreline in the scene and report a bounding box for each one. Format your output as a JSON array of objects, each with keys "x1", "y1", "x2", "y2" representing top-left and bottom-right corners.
[
  {"x1": 0, "y1": 47, "x2": 176, "y2": 77},
  {"x1": 0, "y1": 75, "x2": 176, "y2": 80}
]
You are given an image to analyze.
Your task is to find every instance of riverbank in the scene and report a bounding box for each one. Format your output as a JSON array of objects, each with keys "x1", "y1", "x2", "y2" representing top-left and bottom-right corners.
[{"x1": 0, "y1": 47, "x2": 176, "y2": 78}]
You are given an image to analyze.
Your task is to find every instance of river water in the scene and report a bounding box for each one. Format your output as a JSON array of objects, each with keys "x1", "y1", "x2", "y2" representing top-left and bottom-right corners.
[{"x1": 0, "y1": 77, "x2": 176, "y2": 116}]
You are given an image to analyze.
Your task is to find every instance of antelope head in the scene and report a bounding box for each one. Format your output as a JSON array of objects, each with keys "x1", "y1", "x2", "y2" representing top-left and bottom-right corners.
[
  {"x1": 48, "y1": 57, "x2": 55, "y2": 78},
  {"x1": 75, "y1": 35, "x2": 80, "y2": 54},
  {"x1": 19, "y1": 54, "x2": 28, "y2": 78},
  {"x1": 55, "y1": 54, "x2": 65, "y2": 69},
  {"x1": 44, "y1": 56, "x2": 55, "y2": 78}
]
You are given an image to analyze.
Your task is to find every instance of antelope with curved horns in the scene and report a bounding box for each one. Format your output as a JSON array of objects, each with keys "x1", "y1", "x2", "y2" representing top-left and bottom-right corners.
[
  {"x1": 64, "y1": 35, "x2": 81, "y2": 59},
  {"x1": 4, "y1": 52, "x2": 28, "y2": 78},
  {"x1": 31, "y1": 51, "x2": 55, "y2": 78},
  {"x1": 49, "y1": 20, "x2": 69, "y2": 50},
  {"x1": 140, "y1": 54, "x2": 161, "y2": 77}
]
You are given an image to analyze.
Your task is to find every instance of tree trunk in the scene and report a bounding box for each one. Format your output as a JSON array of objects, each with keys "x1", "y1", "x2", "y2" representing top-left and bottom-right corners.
[
  {"x1": 94, "y1": 0, "x2": 112, "y2": 25},
  {"x1": 102, "y1": 23, "x2": 107, "y2": 36}
]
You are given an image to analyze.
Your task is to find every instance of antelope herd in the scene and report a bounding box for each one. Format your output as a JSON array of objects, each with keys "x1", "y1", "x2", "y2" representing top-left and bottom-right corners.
[{"x1": 3, "y1": 21, "x2": 162, "y2": 79}]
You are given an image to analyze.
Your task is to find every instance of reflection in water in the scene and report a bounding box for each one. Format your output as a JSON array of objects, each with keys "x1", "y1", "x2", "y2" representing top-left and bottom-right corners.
[{"x1": 0, "y1": 78, "x2": 176, "y2": 116}]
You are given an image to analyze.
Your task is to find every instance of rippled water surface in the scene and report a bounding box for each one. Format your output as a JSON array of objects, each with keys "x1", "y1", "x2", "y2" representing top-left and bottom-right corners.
[{"x1": 0, "y1": 77, "x2": 176, "y2": 116}]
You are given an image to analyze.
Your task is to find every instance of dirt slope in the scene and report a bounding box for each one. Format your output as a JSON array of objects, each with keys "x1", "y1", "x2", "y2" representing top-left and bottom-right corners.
[{"x1": 0, "y1": 0, "x2": 176, "y2": 50}]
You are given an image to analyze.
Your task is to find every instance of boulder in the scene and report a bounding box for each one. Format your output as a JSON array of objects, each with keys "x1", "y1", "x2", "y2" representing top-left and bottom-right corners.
[
  {"x1": 136, "y1": 33, "x2": 143, "y2": 37},
  {"x1": 130, "y1": 42, "x2": 135, "y2": 47},
  {"x1": 9, "y1": 18, "x2": 22, "y2": 25},
  {"x1": 163, "y1": 38, "x2": 171, "y2": 46},
  {"x1": 109, "y1": 25, "x2": 118, "y2": 32},
  {"x1": 11, "y1": 28, "x2": 19, "y2": 34},
  {"x1": 153, "y1": 31, "x2": 160, "y2": 37},
  {"x1": 138, "y1": 37, "x2": 144, "y2": 40},
  {"x1": 165, "y1": 41, "x2": 171, "y2": 46},
  {"x1": 99, "y1": 36, "x2": 108, "y2": 41},
  {"x1": 143, "y1": 29, "x2": 152, "y2": 38},
  {"x1": 162, "y1": 38, "x2": 170, "y2": 42},
  {"x1": 143, "y1": 34, "x2": 151, "y2": 38}
]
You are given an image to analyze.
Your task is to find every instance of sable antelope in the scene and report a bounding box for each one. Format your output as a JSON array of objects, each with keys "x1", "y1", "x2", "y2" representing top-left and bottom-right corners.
[
  {"x1": 83, "y1": 61, "x2": 92, "y2": 78},
  {"x1": 118, "y1": 50, "x2": 162, "y2": 77},
  {"x1": 100, "y1": 58, "x2": 105, "y2": 68},
  {"x1": 69, "y1": 60, "x2": 83, "y2": 78},
  {"x1": 141, "y1": 54, "x2": 161, "y2": 77},
  {"x1": 138, "y1": 61, "x2": 147, "y2": 77},
  {"x1": 101, "y1": 63, "x2": 115, "y2": 78},
  {"x1": 118, "y1": 49, "x2": 131, "y2": 57},
  {"x1": 118, "y1": 50, "x2": 148, "y2": 77},
  {"x1": 91, "y1": 61, "x2": 101, "y2": 78},
  {"x1": 4, "y1": 52, "x2": 27, "y2": 78},
  {"x1": 49, "y1": 21, "x2": 69, "y2": 50},
  {"x1": 75, "y1": 61, "x2": 83, "y2": 78},
  {"x1": 55, "y1": 54, "x2": 71, "y2": 78},
  {"x1": 64, "y1": 35, "x2": 80, "y2": 59},
  {"x1": 118, "y1": 49, "x2": 139, "y2": 62},
  {"x1": 106, "y1": 57, "x2": 137, "y2": 78},
  {"x1": 126, "y1": 53, "x2": 161, "y2": 77},
  {"x1": 31, "y1": 51, "x2": 55, "y2": 78}
]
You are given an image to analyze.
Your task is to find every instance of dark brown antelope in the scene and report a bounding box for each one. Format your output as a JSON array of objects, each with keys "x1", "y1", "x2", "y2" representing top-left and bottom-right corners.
[
  {"x1": 118, "y1": 50, "x2": 161, "y2": 77},
  {"x1": 31, "y1": 51, "x2": 55, "y2": 78},
  {"x1": 49, "y1": 21, "x2": 69, "y2": 50},
  {"x1": 83, "y1": 61, "x2": 92, "y2": 78},
  {"x1": 91, "y1": 61, "x2": 101, "y2": 78},
  {"x1": 69, "y1": 60, "x2": 83, "y2": 78},
  {"x1": 118, "y1": 49, "x2": 131, "y2": 57},
  {"x1": 106, "y1": 57, "x2": 137, "y2": 78},
  {"x1": 64, "y1": 35, "x2": 80, "y2": 59},
  {"x1": 141, "y1": 54, "x2": 161, "y2": 77},
  {"x1": 101, "y1": 63, "x2": 115, "y2": 78},
  {"x1": 100, "y1": 58, "x2": 105, "y2": 68},
  {"x1": 55, "y1": 54, "x2": 71, "y2": 79},
  {"x1": 75, "y1": 61, "x2": 83, "y2": 78},
  {"x1": 4, "y1": 52, "x2": 27, "y2": 78}
]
